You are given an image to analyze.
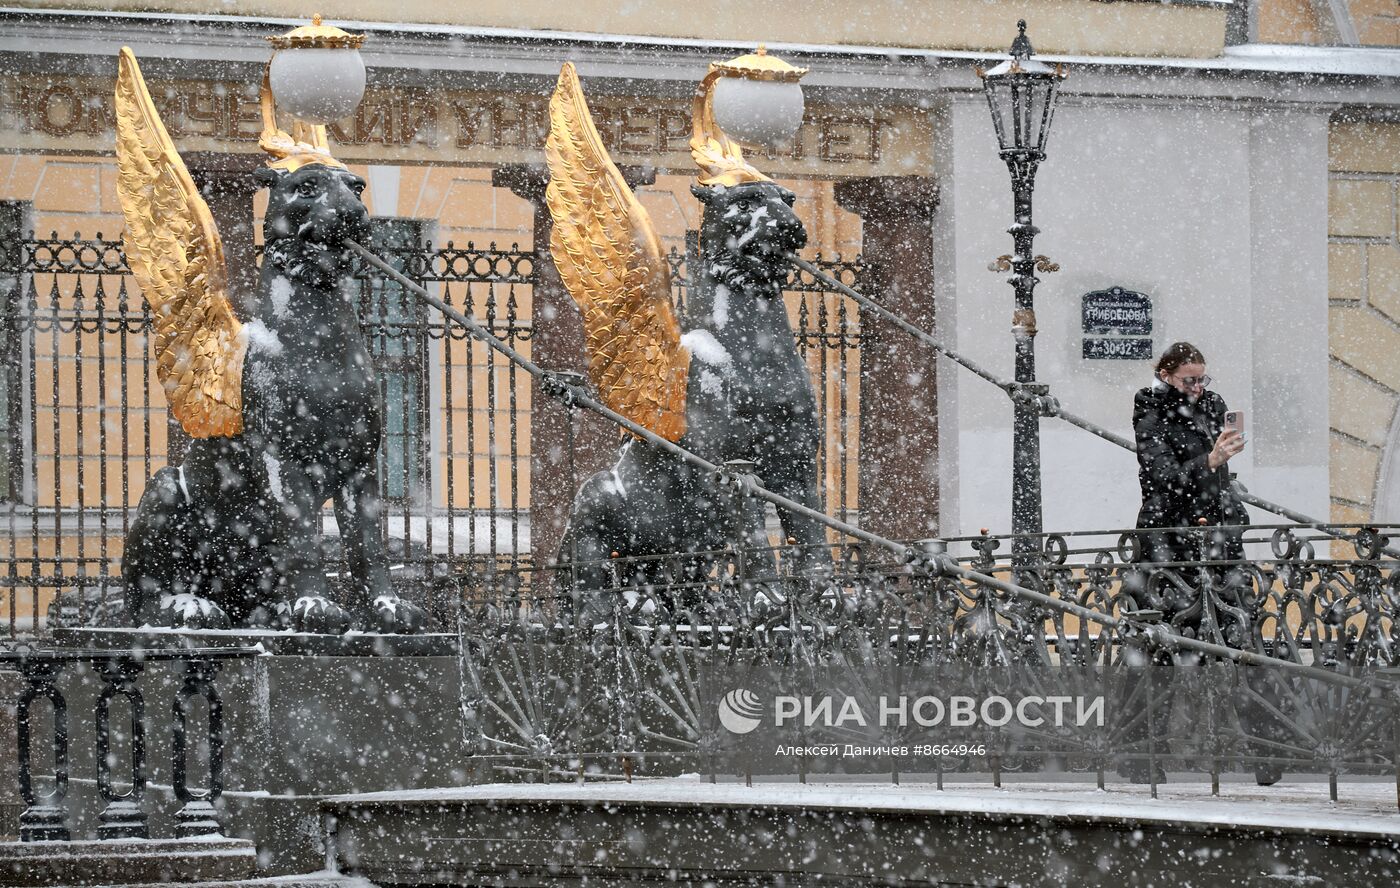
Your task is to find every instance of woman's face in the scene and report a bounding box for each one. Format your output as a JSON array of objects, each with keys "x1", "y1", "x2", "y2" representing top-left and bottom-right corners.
[{"x1": 1160, "y1": 361, "x2": 1208, "y2": 402}]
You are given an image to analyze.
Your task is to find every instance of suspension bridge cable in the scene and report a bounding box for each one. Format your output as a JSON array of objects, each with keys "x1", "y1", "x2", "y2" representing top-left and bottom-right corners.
[
  {"x1": 350, "y1": 240, "x2": 1384, "y2": 694},
  {"x1": 787, "y1": 254, "x2": 1400, "y2": 558}
]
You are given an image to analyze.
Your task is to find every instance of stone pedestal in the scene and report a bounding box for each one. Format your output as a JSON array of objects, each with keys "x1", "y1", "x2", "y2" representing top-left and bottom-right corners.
[{"x1": 834, "y1": 177, "x2": 941, "y2": 541}]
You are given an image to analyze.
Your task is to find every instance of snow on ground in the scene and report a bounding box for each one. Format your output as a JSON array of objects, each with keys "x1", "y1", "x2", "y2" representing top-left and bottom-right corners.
[{"x1": 330, "y1": 778, "x2": 1400, "y2": 836}]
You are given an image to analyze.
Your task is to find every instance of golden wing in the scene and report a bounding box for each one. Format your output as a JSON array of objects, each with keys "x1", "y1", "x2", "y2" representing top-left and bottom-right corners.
[
  {"x1": 115, "y1": 47, "x2": 246, "y2": 439},
  {"x1": 544, "y1": 63, "x2": 689, "y2": 442}
]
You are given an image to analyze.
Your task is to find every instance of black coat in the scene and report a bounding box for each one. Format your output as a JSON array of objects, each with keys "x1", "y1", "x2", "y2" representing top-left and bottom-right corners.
[{"x1": 1133, "y1": 380, "x2": 1248, "y2": 563}]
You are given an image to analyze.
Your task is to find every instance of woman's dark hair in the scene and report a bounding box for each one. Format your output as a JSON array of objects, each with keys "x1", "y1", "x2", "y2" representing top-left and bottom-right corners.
[{"x1": 1155, "y1": 341, "x2": 1206, "y2": 376}]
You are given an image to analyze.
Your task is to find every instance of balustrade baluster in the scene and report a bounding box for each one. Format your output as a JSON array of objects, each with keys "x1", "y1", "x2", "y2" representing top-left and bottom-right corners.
[
  {"x1": 4, "y1": 647, "x2": 252, "y2": 842},
  {"x1": 95, "y1": 656, "x2": 147, "y2": 840},
  {"x1": 171, "y1": 657, "x2": 224, "y2": 837},
  {"x1": 16, "y1": 657, "x2": 67, "y2": 842}
]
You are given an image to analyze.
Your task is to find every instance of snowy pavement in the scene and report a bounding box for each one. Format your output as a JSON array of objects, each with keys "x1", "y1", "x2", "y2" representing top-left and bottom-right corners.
[{"x1": 330, "y1": 776, "x2": 1400, "y2": 837}]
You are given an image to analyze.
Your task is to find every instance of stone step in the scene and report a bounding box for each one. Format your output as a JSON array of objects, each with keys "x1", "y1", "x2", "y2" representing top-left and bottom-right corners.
[
  {"x1": 324, "y1": 780, "x2": 1400, "y2": 887},
  {"x1": 0, "y1": 837, "x2": 257, "y2": 887},
  {"x1": 35, "y1": 876, "x2": 375, "y2": 888}
]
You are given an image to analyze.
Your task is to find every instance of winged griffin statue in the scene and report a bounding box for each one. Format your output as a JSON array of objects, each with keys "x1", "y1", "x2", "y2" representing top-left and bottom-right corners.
[
  {"x1": 113, "y1": 47, "x2": 429, "y2": 633},
  {"x1": 545, "y1": 59, "x2": 832, "y2": 597}
]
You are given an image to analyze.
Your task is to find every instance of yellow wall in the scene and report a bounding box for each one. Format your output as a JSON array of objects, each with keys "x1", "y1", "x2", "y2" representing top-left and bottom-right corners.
[
  {"x1": 0, "y1": 154, "x2": 863, "y2": 605},
  {"x1": 1258, "y1": 0, "x2": 1327, "y2": 44},
  {"x1": 1327, "y1": 119, "x2": 1400, "y2": 523},
  {"x1": 1352, "y1": 0, "x2": 1400, "y2": 45},
  {"x1": 1259, "y1": 0, "x2": 1400, "y2": 45},
  {"x1": 0, "y1": 156, "x2": 859, "y2": 496}
]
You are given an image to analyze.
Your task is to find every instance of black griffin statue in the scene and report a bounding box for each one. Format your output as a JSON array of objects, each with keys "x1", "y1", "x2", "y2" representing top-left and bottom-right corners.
[
  {"x1": 113, "y1": 48, "x2": 430, "y2": 632},
  {"x1": 544, "y1": 63, "x2": 832, "y2": 599}
]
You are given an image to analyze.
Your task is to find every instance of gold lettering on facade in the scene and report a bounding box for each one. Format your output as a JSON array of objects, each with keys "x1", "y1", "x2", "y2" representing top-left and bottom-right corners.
[
  {"x1": 348, "y1": 96, "x2": 392, "y2": 144},
  {"x1": 6, "y1": 82, "x2": 120, "y2": 138},
  {"x1": 456, "y1": 96, "x2": 490, "y2": 147},
  {"x1": 660, "y1": 110, "x2": 690, "y2": 153},
  {"x1": 232, "y1": 93, "x2": 264, "y2": 141},
  {"x1": 184, "y1": 86, "x2": 223, "y2": 134},
  {"x1": 488, "y1": 99, "x2": 526, "y2": 148},
  {"x1": 619, "y1": 107, "x2": 654, "y2": 156},
  {"x1": 0, "y1": 74, "x2": 918, "y2": 174},
  {"x1": 820, "y1": 117, "x2": 855, "y2": 163},
  {"x1": 589, "y1": 105, "x2": 617, "y2": 149},
  {"x1": 401, "y1": 96, "x2": 438, "y2": 146},
  {"x1": 39, "y1": 85, "x2": 83, "y2": 136}
]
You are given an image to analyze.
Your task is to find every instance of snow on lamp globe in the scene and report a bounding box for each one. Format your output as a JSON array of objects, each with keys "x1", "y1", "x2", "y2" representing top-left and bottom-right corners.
[
  {"x1": 266, "y1": 13, "x2": 367, "y2": 126},
  {"x1": 702, "y1": 45, "x2": 807, "y2": 150}
]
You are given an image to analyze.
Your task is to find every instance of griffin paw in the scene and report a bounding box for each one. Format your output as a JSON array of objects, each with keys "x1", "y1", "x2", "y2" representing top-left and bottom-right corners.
[
  {"x1": 245, "y1": 602, "x2": 293, "y2": 630},
  {"x1": 157, "y1": 593, "x2": 231, "y2": 630},
  {"x1": 291, "y1": 596, "x2": 351, "y2": 634},
  {"x1": 372, "y1": 595, "x2": 434, "y2": 634}
]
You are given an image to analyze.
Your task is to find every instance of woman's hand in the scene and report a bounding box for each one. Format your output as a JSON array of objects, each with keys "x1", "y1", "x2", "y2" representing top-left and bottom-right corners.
[{"x1": 1208, "y1": 428, "x2": 1244, "y2": 469}]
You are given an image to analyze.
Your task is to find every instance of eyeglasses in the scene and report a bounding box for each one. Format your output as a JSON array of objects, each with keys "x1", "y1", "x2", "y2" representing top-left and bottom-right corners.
[{"x1": 1174, "y1": 374, "x2": 1211, "y2": 388}]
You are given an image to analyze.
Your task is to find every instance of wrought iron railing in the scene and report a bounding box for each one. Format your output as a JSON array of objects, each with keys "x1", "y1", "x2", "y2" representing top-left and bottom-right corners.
[
  {"x1": 457, "y1": 523, "x2": 1400, "y2": 800},
  {"x1": 336, "y1": 236, "x2": 1398, "y2": 803},
  {"x1": 6, "y1": 230, "x2": 1398, "y2": 853},
  {"x1": 0, "y1": 232, "x2": 864, "y2": 637},
  {"x1": 793, "y1": 253, "x2": 1390, "y2": 555}
]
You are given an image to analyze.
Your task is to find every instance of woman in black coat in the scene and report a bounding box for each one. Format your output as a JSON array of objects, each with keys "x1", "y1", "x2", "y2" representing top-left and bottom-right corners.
[
  {"x1": 1122, "y1": 342, "x2": 1284, "y2": 786},
  {"x1": 1133, "y1": 341, "x2": 1248, "y2": 565}
]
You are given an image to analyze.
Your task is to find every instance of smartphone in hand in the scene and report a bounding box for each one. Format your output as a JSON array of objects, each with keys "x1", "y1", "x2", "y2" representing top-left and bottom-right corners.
[{"x1": 1224, "y1": 410, "x2": 1245, "y2": 439}]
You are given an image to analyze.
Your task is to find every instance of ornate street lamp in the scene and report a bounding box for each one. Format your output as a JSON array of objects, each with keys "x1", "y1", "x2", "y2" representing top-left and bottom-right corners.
[
  {"x1": 260, "y1": 14, "x2": 367, "y2": 163},
  {"x1": 977, "y1": 21, "x2": 1067, "y2": 569},
  {"x1": 700, "y1": 45, "x2": 807, "y2": 149},
  {"x1": 266, "y1": 14, "x2": 366, "y2": 124}
]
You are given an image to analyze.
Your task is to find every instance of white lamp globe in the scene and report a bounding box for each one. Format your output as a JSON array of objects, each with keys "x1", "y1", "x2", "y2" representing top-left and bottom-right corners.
[
  {"x1": 269, "y1": 48, "x2": 366, "y2": 125},
  {"x1": 712, "y1": 77, "x2": 805, "y2": 148},
  {"x1": 265, "y1": 16, "x2": 367, "y2": 126}
]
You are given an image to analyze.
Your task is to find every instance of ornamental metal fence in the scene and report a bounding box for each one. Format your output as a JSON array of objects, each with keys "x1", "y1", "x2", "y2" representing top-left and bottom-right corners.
[
  {"x1": 458, "y1": 522, "x2": 1400, "y2": 795},
  {"x1": 0, "y1": 230, "x2": 865, "y2": 636},
  {"x1": 6, "y1": 230, "x2": 1400, "y2": 806}
]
